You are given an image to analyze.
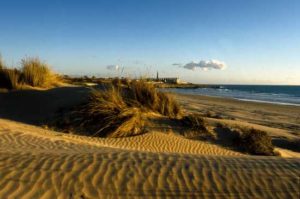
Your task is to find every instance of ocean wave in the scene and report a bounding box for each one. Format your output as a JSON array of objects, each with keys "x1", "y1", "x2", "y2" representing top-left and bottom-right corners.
[{"x1": 166, "y1": 87, "x2": 300, "y2": 106}]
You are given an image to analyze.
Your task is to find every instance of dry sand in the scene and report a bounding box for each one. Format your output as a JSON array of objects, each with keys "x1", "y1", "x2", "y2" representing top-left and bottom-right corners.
[
  {"x1": 1, "y1": 119, "x2": 299, "y2": 198},
  {"x1": 174, "y1": 93, "x2": 300, "y2": 138},
  {"x1": 174, "y1": 93, "x2": 300, "y2": 154},
  {"x1": 0, "y1": 87, "x2": 300, "y2": 198}
]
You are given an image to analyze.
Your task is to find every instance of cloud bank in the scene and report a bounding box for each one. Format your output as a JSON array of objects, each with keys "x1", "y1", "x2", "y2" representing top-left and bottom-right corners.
[
  {"x1": 106, "y1": 65, "x2": 120, "y2": 70},
  {"x1": 176, "y1": 60, "x2": 227, "y2": 71}
]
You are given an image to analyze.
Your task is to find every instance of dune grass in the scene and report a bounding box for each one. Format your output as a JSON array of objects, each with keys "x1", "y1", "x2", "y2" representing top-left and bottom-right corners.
[
  {"x1": 177, "y1": 114, "x2": 216, "y2": 140},
  {"x1": 0, "y1": 56, "x2": 60, "y2": 90},
  {"x1": 238, "y1": 128, "x2": 275, "y2": 155},
  {"x1": 0, "y1": 55, "x2": 4, "y2": 69},
  {"x1": 0, "y1": 56, "x2": 21, "y2": 89},
  {"x1": 59, "y1": 80, "x2": 181, "y2": 137},
  {"x1": 0, "y1": 68, "x2": 21, "y2": 90},
  {"x1": 72, "y1": 87, "x2": 145, "y2": 137},
  {"x1": 216, "y1": 124, "x2": 276, "y2": 156},
  {"x1": 126, "y1": 80, "x2": 181, "y2": 117},
  {"x1": 21, "y1": 57, "x2": 53, "y2": 87}
]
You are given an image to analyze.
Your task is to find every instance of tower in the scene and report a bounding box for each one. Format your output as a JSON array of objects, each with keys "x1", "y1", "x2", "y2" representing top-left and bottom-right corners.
[{"x1": 156, "y1": 71, "x2": 159, "y2": 81}]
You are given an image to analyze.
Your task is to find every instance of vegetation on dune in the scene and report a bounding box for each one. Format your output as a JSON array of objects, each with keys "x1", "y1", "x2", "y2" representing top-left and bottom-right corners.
[
  {"x1": 215, "y1": 124, "x2": 276, "y2": 156},
  {"x1": 58, "y1": 80, "x2": 181, "y2": 137},
  {"x1": 1, "y1": 55, "x2": 278, "y2": 156},
  {"x1": 0, "y1": 55, "x2": 21, "y2": 89},
  {"x1": 178, "y1": 114, "x2": 216, "y2": 140},
  {"x1": 0, "y1": 67, "x2": 21, "y2": 90},
  {"x1": 21, "y1": 57, "x2": 55, "y2": 87},
  {"x1": 126, "y1": 80, "x2": 181, "y2": 117},
  {"x1": 0, "y1": 55, "x2": 60, "y2": 90},
  {"x1": 0, "y1": 55, "x2": 4, "y2": 69},
  {"x1": 238, "y1": 128, "x2": 275, "y2": 156},
  {"x1": 71, "y1": 87, "x2": 145, "y2": 137}
]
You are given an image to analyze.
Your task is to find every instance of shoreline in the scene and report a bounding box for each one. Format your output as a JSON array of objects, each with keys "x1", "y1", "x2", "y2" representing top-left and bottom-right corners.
[
  {"x1": 173, "y1": 92, "x2": 300, "y2": 107},
  {"x1": 235, "y1": 97, "x2": 300, "y2": 107},
  {"x1": 164, "y1": 85, "x2": 300, "y2": 107},
  {"x1": 172, "y1": 92, "x2": 300, "y2": 139}
]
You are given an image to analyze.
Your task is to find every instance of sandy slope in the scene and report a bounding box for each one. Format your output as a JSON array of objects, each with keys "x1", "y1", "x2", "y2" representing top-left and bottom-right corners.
[{"x1": 0, "y1": 119, "x2": 299, "y2": 199}]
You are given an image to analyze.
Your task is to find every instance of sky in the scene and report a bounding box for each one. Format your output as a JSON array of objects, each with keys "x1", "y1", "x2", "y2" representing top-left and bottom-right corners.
[{"x1": 0, "y1": 0, "x2": 300, "y2": 85}]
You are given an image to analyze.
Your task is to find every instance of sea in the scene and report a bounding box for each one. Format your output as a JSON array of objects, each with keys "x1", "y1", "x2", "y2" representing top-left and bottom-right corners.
[{"x1": 166, "y1": 85, "x2": 300, "y2": 106}]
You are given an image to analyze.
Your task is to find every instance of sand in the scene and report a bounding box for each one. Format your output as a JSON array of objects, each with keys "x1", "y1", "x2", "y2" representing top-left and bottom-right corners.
[
  {"x1": 174, "y1": 93, "x2": 300, "y2": 138},
  {"x1": 1, "y1": 119, "x2": 299, "y2": 198},
  {"x1": 0, "y1": 87, "x2": 300, "y2": 198}
]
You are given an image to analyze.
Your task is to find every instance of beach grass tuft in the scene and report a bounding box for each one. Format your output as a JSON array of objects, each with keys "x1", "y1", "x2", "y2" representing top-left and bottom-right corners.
[
  {"x1": 62, "y1": 80, "x2": 181, "y2": 137},
  {"x1": 21, "y1": 57, "x2": 53, "y2": 87},
  {"x1": 178, "y1": 114, "x2": 216, "y2": 140},
  {"x1": 0, "y1": 56, "x2": 21, "y2": 89},
  {"x1": 0, "y1": 55, "x2": 61, "y2": 90},
  {"x1": 0, "y1": 68, "x2": 21, "y2": 90},
  {"x1": 238, "y1": 128, "x2": 275, "y2": 155}
]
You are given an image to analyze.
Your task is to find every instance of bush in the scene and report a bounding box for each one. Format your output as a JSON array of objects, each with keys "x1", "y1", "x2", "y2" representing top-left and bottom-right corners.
[
  {"x1": 0, "y1": 55, "x2": 4, "y2": 69},
  {"x1": 178, "y1": 114, "x2": 215, "y2": 140},
  {"x1": 0, "y1": 55, "x2": 21, "y2": 89},
  {"x1": 61, "y1": 80, "x2": 181, "y2": 137},
  {"x1": 0, "y1": 68, "x2": 21, "y2": 90},
  {"x1": 0, "y1": 55, "x2": 60, "y2": 89},
  {"x1": 127, "y1": 80, "x2": 181, "y2": 118},
  {"x1": 238, "y1": 129, "x2": 275, "y2": 155},
  {"x1": 21, "y1": 57, "x2": 53, "y2": 87},
  {"x1": 70, "y1": 88, "x2": 145, "y2": 137}
]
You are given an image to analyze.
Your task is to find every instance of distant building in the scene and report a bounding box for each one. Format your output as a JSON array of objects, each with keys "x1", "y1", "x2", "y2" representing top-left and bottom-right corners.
[
  {"x1": 157, "y1": 77, "x2": 180, "y2": 84},
  {"x1": 149, "y1": 71, "x2": 180, "y2": 84}
]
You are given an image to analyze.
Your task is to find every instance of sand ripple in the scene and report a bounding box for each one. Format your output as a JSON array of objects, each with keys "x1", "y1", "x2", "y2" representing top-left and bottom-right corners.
[{"x1": 0, "y1": 119, "x2": 299, "y2": 198}]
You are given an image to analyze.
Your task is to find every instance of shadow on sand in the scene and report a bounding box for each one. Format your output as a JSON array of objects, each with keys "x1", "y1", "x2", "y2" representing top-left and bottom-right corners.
[{"x1": 0, "y1": 86, "x2": 90, "y2": 125}]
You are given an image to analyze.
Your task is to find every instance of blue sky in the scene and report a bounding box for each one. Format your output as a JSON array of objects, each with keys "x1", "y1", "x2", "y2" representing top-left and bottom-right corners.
[{"x1": 1, "y1": 0, "x2": 300, "y2": 84}]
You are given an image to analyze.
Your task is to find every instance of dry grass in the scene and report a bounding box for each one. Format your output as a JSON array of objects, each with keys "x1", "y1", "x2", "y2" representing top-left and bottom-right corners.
[
  {"x1": 0, "y1": 68, "x2": 21, "y2": 90},
  {"x1": 57, "y1": 80, "x2": 181, "y2": 137},
  {"x1": 0, "y1": 56, "x2": 21, "y2": 89},
  {"x1": 70, "y1": 88, "x2": 145, "y2": 137},
  {"x1": 0, "y1": 56, "x2": 61, "y2": 90},
  {"x1": 177, "y1": 114, "x2": 216, "y2": 140},
  {"x1": 0, "y1": 55, "x2": 4, "y2": 69},
  {"x1": 215, "y1": 124, "x2": 276, "y2": 156},
  {"x1": 126, "y1": 80, "x2": 181, "y2": 117},
  {"x1": 21, "y1": 57, "x2": 58, "y2": 87},
  {"x1": 238, "y1": 128, "x2": 275, "y2": 156}
]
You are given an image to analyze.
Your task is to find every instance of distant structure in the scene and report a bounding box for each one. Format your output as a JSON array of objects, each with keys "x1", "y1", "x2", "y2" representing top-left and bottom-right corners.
[{"x1": 150, "y1": 71, "x2": 180, "y2": 84}]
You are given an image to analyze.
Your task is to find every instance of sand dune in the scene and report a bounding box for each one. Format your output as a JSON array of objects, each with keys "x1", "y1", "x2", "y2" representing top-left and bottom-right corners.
[
  {"x1": 0, "y1": 119, "x2": 241, "y2": 156},
  {"x1": 1, "y1": 119, "x2": 299, "y2": 198},
  {"x1": 1, "y1": 88, "x2": 300, "y2": 198}
]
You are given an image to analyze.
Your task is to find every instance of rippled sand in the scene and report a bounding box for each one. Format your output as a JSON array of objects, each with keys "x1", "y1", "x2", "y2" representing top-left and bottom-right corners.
[{"x1": 0, "y1": 119, "x2": 299, "y2": 198}]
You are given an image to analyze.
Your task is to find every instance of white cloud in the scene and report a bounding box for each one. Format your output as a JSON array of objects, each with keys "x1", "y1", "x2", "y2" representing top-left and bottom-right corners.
[
  {"x1": 172, "y1": 63, "x2": 182, "y2": 66},
  {"x1": 106, "y1": 64, "x2": 120, "y2": 70},
  {"x1": 177, "y1": 60, "x2": 227, "y2": 71}
]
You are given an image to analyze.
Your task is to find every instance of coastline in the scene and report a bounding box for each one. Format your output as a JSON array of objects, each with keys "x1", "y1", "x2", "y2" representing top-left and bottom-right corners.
[
  {"x1": 163, "y1": 84, "x2": 300, "y2": 106},
  {"x1": 172, "y1": 92, "x2": 300, "y2": 138}
]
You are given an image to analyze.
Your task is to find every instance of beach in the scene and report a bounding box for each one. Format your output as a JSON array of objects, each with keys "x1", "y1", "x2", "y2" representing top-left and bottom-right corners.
[
  {"x1": 0, "y1": 87, "x2": 299, "y2": 198},
  {"x1": 174, "y1": 93, "x2": 300, "y2": 137}
]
